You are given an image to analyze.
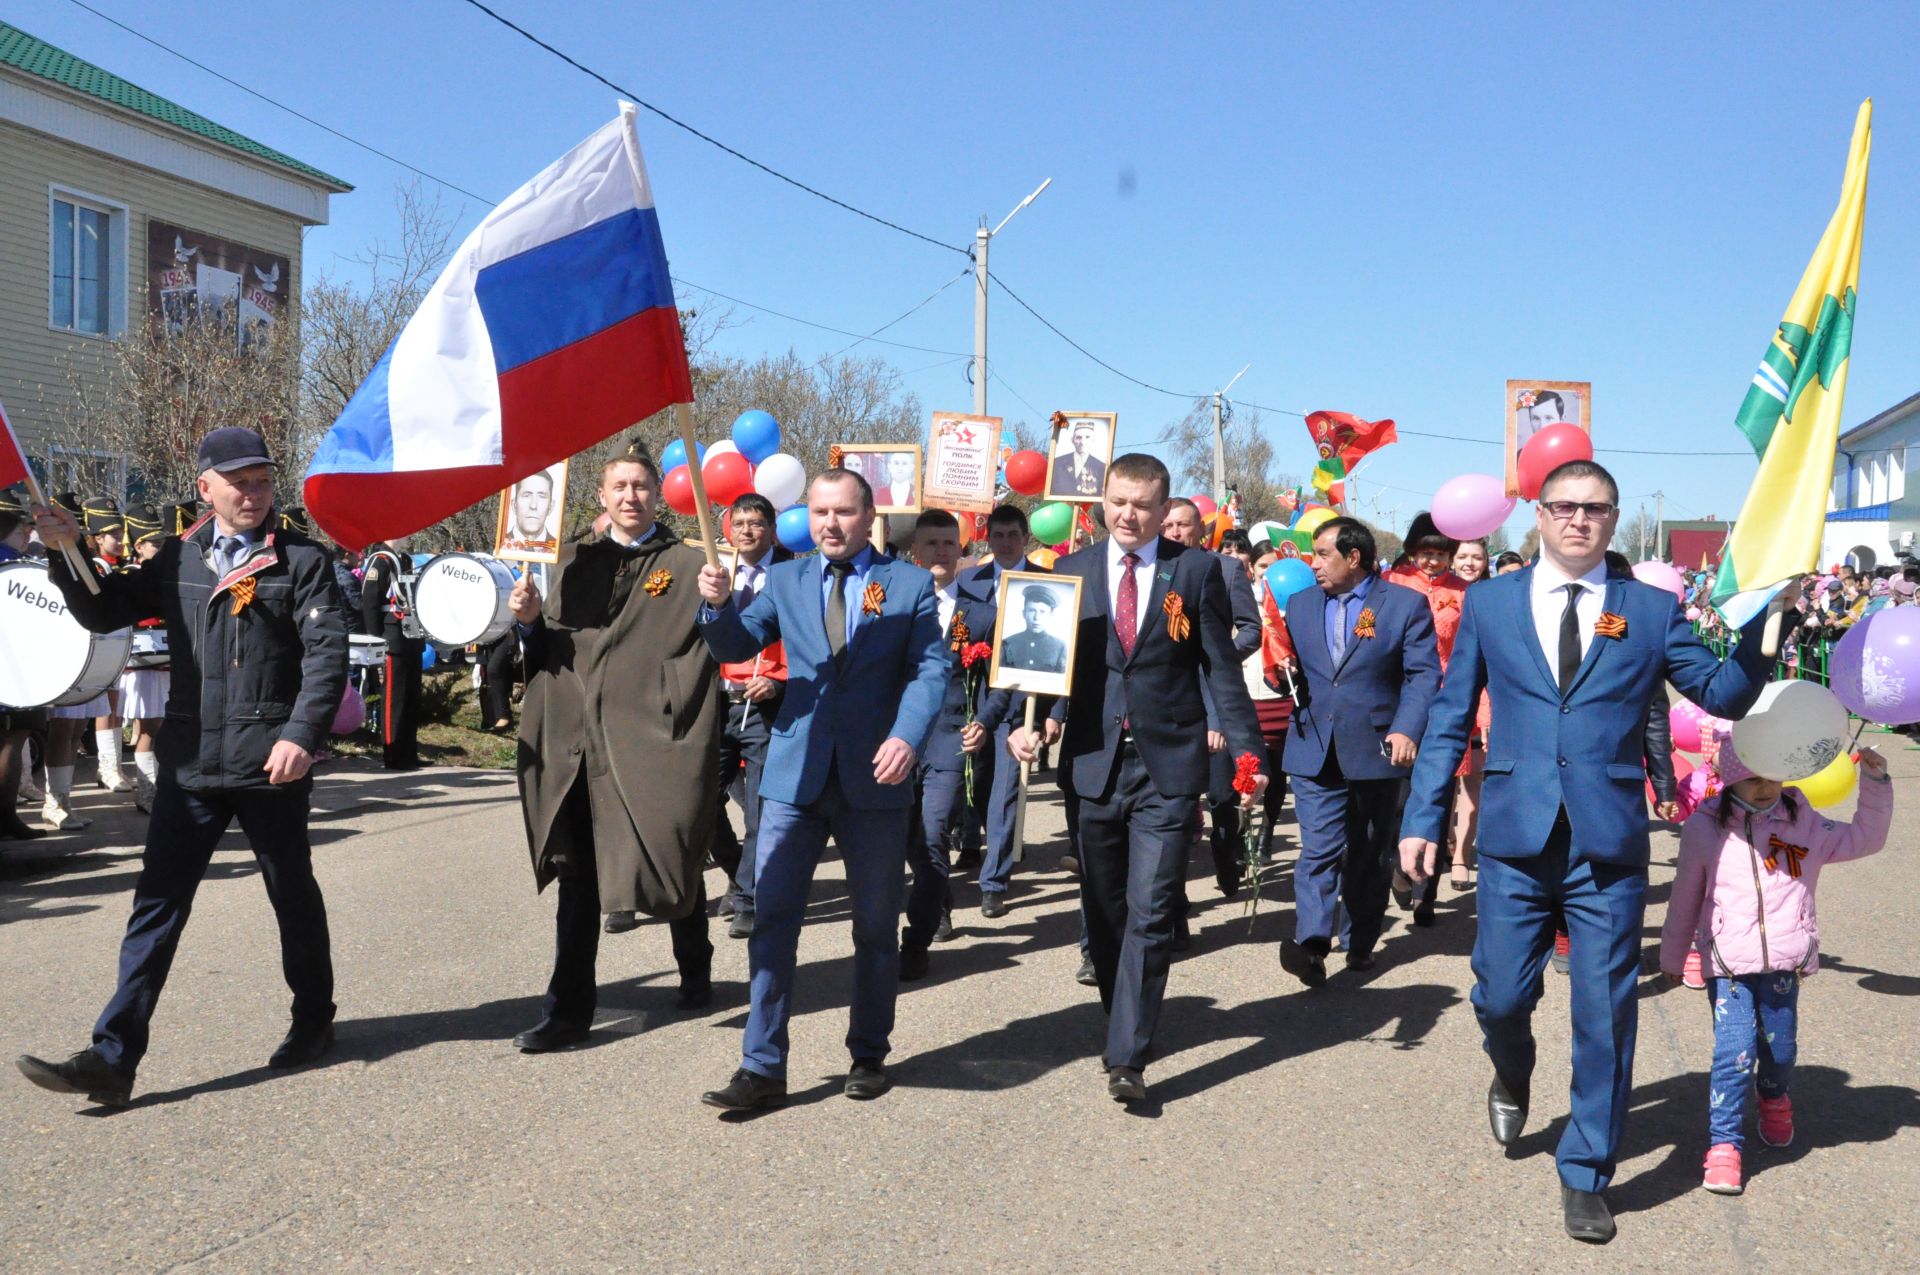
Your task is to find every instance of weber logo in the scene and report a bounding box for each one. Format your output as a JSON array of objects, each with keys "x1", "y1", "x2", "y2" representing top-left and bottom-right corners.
[
  {"x1": 444, "y1": 566, "x2": 485, "y2": 585},
  {"x1": 5, "y1": 578, "x2": 66, "y2": 617}
]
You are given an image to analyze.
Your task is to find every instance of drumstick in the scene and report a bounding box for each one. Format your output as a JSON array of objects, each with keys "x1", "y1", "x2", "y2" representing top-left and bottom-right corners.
[
  {"x1": 673, "y1": 402, "x2": 721, "y2": 570},
  {"x1": 22, "y1": 470, "x2": 99, "y2": 596}
]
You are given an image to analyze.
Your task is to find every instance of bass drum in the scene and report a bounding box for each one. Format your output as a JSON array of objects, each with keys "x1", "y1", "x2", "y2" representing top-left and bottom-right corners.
[
  {"x1": 412, "y1": 553, "x2": 516, "y2": 646},
  {"x1": 0, "y1": 559, "x2": 133, "y2": 708}
]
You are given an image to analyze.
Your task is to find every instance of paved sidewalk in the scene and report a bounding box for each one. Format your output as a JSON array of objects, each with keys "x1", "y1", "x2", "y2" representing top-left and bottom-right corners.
[{"x1": 1, "y1": 752, "x2": 1916, "y2": 1272}]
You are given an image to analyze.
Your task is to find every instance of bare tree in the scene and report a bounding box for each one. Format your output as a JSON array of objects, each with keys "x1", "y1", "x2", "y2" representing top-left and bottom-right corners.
[
  {"x1": 1518, "y1": 527, "x2": 1541, "y2": 560},
  {"x1": 1484, "y1": 525, "x2": 1511, "y2": 556},
  {"x1": 1618, "y1": 506, "x2": 1658, "y2": 562},
  {"x1": 1163, "y1": 397, "x2": 1300, "y2": 524}
]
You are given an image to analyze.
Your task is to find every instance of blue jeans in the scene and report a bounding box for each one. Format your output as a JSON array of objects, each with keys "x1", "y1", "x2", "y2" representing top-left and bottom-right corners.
[
  {"x1": 1706, "y1": 973, "x2": 1800, "y2": 1148},
  {"x1": 742, "y1": 784, "x2": 907, "y2": 1079},
  {"x1": 905, "y1": 761, "x2": 962, "y2": 949}
]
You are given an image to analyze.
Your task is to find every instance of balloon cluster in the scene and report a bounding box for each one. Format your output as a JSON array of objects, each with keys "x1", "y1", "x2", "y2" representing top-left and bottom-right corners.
[
  {"x1": 1429, "y1": 422, "x2": 1597, "y2": 541},
  {"x1": 1000, "y1": 446, "x2": 1082, "y2": 547},
  {"x1": 660, "y1": 411, "x2": 817, "y2": 553}
]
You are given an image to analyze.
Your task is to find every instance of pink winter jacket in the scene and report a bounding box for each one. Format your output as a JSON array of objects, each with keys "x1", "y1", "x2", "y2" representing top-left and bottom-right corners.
[{"x1": 1659, "y1": 774, "x2": 1892, "y2": 979}]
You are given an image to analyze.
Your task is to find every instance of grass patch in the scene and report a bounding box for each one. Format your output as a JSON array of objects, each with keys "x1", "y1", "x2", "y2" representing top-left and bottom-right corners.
[{"x1": 329, "y1": 669, "x2": 518, "y2": 770}]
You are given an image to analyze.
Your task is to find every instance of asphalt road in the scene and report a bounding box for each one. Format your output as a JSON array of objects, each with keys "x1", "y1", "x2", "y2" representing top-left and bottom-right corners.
[{"x1": 2, "y1": 746, "x2": 1916, "y2": 1273}]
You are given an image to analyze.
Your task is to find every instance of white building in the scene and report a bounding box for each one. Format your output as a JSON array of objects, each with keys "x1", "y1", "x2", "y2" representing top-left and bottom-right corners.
[{"x1": 1823, "y1": 391, "x2": 1919, "y2": 571}]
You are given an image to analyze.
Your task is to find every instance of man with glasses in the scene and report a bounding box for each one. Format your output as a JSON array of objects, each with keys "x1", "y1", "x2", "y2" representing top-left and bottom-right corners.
[{"x1": 1398, "y1": 459, "x2": 1785, "y2": 1244}]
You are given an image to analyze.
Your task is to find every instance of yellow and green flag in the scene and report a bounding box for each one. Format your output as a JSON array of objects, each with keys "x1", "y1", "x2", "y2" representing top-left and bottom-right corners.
[{"x1": 1713, "y1": 100, "x2": 1871, "y2": 627}]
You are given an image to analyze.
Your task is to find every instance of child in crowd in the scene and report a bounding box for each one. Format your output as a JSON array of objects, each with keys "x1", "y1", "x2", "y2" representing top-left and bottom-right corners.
[{"x1": 1658, "y1": 728, "x2": 1892, "y2": 1196}]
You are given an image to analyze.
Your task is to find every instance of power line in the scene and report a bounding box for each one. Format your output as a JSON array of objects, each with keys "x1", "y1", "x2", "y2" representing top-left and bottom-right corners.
[
  {"x1": 454, "y1": 0, "x2": 967, "y2": 258},
  {"x1": 986, "y1": 271, "x2": 1209, "y2": 400},
  {"x1": 62, "y1": 0, "x2": 491, "y2": 203},
  {"x1": 671, "y1": 276, "x2": 970, "y2": 358},
  {"x1": 822, "y1": 267, "x2": 972, "y2": 363}
]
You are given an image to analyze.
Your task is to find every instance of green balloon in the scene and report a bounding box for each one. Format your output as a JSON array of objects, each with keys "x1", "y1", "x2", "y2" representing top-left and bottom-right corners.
[{"x1": 1030, "y1": 502, "x2": 1075, "y2": 543}]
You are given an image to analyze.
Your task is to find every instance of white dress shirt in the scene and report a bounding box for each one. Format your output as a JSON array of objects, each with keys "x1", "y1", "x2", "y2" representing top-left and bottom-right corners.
[
  {"x1": 980, "y1": 556, "x2": 1033, "y2": 601},
  {"x1": 1530, "y1": 555, "x2": 1610, "y2": 674},
  {"x1": 731, "y1": 554, "x2": 770, "y2": 608},
  {"x1": 935, "y1": 580, "x2": 958, "y2": 636},
  {"x1": 1107, "y1": 536, "x2": 1159, "y2": 642}
]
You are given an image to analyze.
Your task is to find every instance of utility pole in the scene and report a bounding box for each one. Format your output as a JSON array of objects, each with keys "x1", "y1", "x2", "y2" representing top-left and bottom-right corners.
[
  {"x1": 971, "y1": 178, "x2": 1052, "y2": 417},
  {"x1": 1654, "y1": 489, "x2": 1665, "y2": 561},
  {"x1": 1210, "y1": 365, "x2": 1250, "y2": 507}
]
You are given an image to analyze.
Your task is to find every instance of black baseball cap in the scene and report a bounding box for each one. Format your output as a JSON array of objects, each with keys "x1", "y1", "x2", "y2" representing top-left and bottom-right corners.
[{"x1": 196, "y1": 427, "x2": 276, "y2": 474}]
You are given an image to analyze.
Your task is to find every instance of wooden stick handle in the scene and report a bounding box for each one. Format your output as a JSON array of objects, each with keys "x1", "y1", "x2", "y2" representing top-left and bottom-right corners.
[
  {"x1": 1011, "y1": 697, "x2": 1038, "y2": 864},
  {"x1": 1760, "y1": 590, "x2": 1788, "y2": 659},
  {"x1": 673, "y1": 402, "x2": 721, "y2": 570},
  {"x1": 21, "y1": 470, "x2": 100, "y2": 595}
]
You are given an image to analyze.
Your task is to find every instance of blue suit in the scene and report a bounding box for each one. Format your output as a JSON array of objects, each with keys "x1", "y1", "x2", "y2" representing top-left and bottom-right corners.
[
  {"x1": 1282, "y1": 576, "x2": 1440, "y2": 957},
  {"x1": 958, "y1": 559, "x2": 1049, "y2": 895},
  {"x1": 1400, "y1": 566, "x2": 1772, "y2": 1193},
  {"x1": 699, "y1": 551, "x2": 950, "y2": 1077}
]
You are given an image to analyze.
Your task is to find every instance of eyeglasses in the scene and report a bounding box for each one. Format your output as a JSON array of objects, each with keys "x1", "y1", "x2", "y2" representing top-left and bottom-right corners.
[{"x1": 1541, "y1": 500, "x2": 1617, "y2": 521}]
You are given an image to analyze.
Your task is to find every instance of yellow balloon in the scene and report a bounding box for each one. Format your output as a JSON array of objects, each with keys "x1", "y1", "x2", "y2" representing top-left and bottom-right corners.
[
  {"x1": 1029, "y1": 547, "x2": 1058, "y2": 569},
  {"x1": 1792, "y1": 751, "x2": 1858, "y2": 809},
  {"x1": 1295, "y1": 508, "x2": 1337, "y2": 538}
]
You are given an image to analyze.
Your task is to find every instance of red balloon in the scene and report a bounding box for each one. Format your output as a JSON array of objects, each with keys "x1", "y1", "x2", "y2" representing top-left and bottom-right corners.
[
  {"x1": 720, "y1": 507, "x2": 734, "y2": 544},
  {"x1": 702, "y1": 452, "x2": 754, "y2": 506},
  {"x1": 1190, "y1": 495, "x2": 1218, "y2": 520},
  {"x1": 1517, "y1": 423, "x2": 1595, "y2": 501},
  {"x1": 1005, "y1": 450, "x2": 1047, "y2": 496},
  {"x1": 663, "y1": 464, "x2": 697, "y2": 515}
]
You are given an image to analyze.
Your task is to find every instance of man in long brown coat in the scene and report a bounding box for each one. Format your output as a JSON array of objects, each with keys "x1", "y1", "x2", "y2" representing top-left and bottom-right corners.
[{"x1": 506, "y1": 446, "x2": 723, "y2": 1051}]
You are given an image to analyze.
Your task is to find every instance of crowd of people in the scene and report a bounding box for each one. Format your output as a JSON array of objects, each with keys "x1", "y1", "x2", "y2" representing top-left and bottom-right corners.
[{"x1": 2, "y1": 429, "x2": 1897, "y2": 1247}]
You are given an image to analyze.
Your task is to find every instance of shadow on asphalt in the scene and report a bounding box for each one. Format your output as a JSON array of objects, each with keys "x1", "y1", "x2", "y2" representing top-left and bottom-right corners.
[{"x1": 1505, "y1": 1064, "x2": 1920, "y2": 1215}]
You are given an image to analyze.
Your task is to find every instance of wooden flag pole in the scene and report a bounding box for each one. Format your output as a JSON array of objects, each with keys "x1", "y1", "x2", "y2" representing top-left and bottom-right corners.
[
  {"x1": 1760, "y1": 590, "x2": 1789, "y2": 658},
  {"x1": 673, "y1": 402, "x2": 721, "y2": 570},
  {"x1": 1010, "y1": 697, "x2": 1038, "y2": 864},
  {"x1": 21, "y1": 471, "x2": 99, "y2": 596}
]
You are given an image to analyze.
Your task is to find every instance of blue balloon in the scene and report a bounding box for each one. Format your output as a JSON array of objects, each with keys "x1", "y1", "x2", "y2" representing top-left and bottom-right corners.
[
  {"x1": 775, "y1": 504, "x2": 813, "y2": 553},
  {"x1": 420, "y1": 642, "x2": 438, "y2": 670},
  {"x1": 731, "y1": 410, "x2": 783, "y2": 465},
  {"x1": 660, "y1": 438, "x2": 707, "y2": 473},
  {"x1": 1264, "y1": 558, "x2": 1317, "y2": 605}
]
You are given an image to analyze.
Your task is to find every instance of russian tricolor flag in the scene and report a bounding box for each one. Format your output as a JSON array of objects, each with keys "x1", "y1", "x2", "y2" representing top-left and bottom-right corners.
[{"x1": 305, "y1": 103, "x2": 692, "y2": 548}]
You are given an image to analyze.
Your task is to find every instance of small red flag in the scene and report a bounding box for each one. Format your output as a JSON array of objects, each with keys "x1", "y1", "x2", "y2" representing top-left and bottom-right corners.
[{"x1": 0, "y1": 398, "x2": 32, "y2": 493}]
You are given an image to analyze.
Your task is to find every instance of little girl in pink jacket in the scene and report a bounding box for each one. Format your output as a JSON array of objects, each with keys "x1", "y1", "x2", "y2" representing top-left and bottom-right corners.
[{"x1": 1659, "y1": 728, "x2": 1892, "y2": 1197}]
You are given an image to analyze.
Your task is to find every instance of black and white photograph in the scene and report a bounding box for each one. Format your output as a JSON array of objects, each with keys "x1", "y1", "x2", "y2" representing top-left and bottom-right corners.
[
  {"x1": 840, "y1": 444, "x2": 922, "y2": 514},
  {"x1": 493, "y1": 459, "x2": 567, "y2": 563},
  {"x1": 1505, "y1": 379, "x2": 1590, "y2": 496},
  {"x1": 1045, "y1": 411, "x2": 1116, "y2": 503},
  {"x1": 988, "y1": 570, "x2": 1081, "y2": 697}
]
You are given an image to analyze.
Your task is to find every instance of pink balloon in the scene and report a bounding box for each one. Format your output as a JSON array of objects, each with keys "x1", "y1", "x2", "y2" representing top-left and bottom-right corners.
[
  {"x1": 1669, "y1": 702, "x2": 1703, "y2": 753},
  {"x1": 332, "y1": 685, "x2": 367, "y2": 735},
  {"x1": 1431, "y1": 474, "x2": 1516, "y2": 540},
  {"x1": 1631, "y1": 559, "x2": 1687, "y2": 602}
]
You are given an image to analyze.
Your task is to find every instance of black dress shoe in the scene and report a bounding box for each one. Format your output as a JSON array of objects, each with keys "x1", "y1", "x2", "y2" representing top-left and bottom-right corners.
[
  {"x1": 844, "y1": 1057, "x2": 889, "y2": 1100},
  {"x1": 603, "y1": 911, "x2": 640, "y2": 934},
  {"x1": 980, "y1": 892, "x2": 1008, "y2": 919},
  {"x1": 1561, "y1": 1186, "x2": 1616, "y2": 1243},
  {"x1": 268, "y1": 1020, "x2": 335, "y2": 1069},
  {"x1": 2, "y1": 812, "x2": 47, "y2": 840},
  {"x1": 1280, "y1": 939, "x2": 1328, "y2": 988},
  {"x1": 1488, "y1": 1073, "x2": 1530, "y2": 1146},
  {"x1": 899, "y1": 944, "x2": 930, "y2": 982},
  {"x1": 702, "y1": 1068, "x2": 787, "y2": 1111},
  {"x1": 717, "y1": 895, "x2": 736, "y2": 919},
  {"x1": 728, "y1": 909, "x2": 754, "y2": 940},
  {"x1": 1412, "y1": 901, "x2": 1436, "y2": 928},
  {"x1": 16, "y1": 1049, "x2": 132, "y2": 1107},
  {"x1": 676, "y1": 980, "x2": 713, "y2": 1010},
  {"x1": 1345, "y1": 950, "x2": 1377, "y2": 972},
  {"x1": 933, "y1": 906, "x2": 954, "y2": 943},
  {"x1": 1075, "y1": 955, "x2": 1098, "y2": 986},
  {"x1": 1171, "y1": 914, "x2": 1192, "y2": 953},
  {"x1": 1107, "y1": 1065, "x2": 1148, "y2": 1102},
  {"x1": 955, "y1": 847, "x2": 983, "y2": 871},
  {"x1": 513, "y1": 1018, "x2": 590, "y2": 1053}
]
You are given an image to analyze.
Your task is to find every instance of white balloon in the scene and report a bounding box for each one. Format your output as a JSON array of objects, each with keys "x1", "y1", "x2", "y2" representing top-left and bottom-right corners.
[
  {"x1": 1730, "y1": 681, "x2": 1849, "y2": 782},
  {"x1": 753, "y1": 452, "x2": 807, "y2": 508},
  {"x1": 704, "y1": 440, "x2": 741, "y2": 461}
]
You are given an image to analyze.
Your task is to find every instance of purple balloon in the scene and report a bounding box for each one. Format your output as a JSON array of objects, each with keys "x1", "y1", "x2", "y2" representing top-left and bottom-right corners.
[
  {"x1": 1830, "y1": 607, "x2": 1920, "y2": 725},
  {"x1": 1631, "y1": 559, "x2": 1687, "y2": 602},
  {"x1": 1431, "y1": 473, "x2": 1516, "y2": 540}
]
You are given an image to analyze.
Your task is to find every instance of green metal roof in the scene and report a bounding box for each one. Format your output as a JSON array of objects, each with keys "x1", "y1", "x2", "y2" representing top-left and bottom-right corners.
[{"x1": 0, "y1": 20, "x2": 350, "y2": 190}]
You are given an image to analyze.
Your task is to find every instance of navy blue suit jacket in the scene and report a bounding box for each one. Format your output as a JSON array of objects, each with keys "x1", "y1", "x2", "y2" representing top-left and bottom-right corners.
[
  {"x1": 922, "y1": 578, "x2": 1000, "y2": 773},
  {"x1": 1282, "y1": 576, "x2": 1440, "y2": 781},
  {"x1": 1401, "y1": 566, "x2": 1771, "y2": 866}
]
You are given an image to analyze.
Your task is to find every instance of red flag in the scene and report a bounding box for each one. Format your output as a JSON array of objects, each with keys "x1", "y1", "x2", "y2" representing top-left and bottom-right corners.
[
  {"x1": 1260, "y1": 587, "x2": 1297, "y2": 690},
  {"x1": 0, "y1": 397, "x2": 31, "y2": 492},
  {"x1": 1304, "y1": 411, "x2": 1398, "y2": 501}
]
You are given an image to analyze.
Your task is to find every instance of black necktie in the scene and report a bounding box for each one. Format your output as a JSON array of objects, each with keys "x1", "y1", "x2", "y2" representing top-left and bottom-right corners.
[
  {"x1": 826, "y1": 560, "x2": 852, "y2": 659},
  {"x1": 1558, "y1": 583, "x2": 1583, "y2": 694}
]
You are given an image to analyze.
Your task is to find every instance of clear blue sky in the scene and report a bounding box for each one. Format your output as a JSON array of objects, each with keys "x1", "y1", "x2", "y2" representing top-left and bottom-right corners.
[{"x1": 26, "y1": 0, "x2": 1920, "y2": 536}]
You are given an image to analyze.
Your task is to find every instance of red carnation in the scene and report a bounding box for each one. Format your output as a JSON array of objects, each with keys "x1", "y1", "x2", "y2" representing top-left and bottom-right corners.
[
  {"x1": 1232, "y1": 752, "x2": 1261, "y2": 795},
  {"x1": 961, "y1": 641, "x2": 993, "y2": 669}
]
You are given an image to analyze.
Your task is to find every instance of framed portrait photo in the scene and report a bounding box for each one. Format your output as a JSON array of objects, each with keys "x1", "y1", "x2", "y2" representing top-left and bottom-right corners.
[
  {"x1": 989, "y1": 570, "x2": 1082, "y2": 698},
  {"x1": 840, "y1": 443, "x2": 922, "y2": 515},
  {"x1": 494, "y1": 459, "x2": 569, "y2": 564},
  {"x1": 923, "y1": 412, "x2": 1002, "y2": 514},
  {"x1": 1045, "y1": 411, "x2": 1117, "y2": 503},
  {"x1": 1504, "y1": 381, "x2": 1591, "y2": 497}
]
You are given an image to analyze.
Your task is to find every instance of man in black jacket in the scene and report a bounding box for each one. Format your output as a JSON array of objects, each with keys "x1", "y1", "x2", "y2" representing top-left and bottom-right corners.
[{"x1": 16, "y1": 427, "x2": 348, "y2": 1108}]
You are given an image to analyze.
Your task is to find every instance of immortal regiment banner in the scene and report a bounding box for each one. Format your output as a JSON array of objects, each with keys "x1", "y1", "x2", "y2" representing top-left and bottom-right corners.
[
  {"x1": 1714, "y1": 100, "x2": 1872, "y2": 627},
  {"x1": 305, "y1": 102, "x2": 693, "y2": 549},
  {"x1": 148, "y1": 221, "x2": 290, "y2": 348},
  {"x1": 1304, "y1": 411, "x2": 1397, "y2": 506},
  {"x1": 923, "y1": 412, "x2": 1001, "y2": 513}
]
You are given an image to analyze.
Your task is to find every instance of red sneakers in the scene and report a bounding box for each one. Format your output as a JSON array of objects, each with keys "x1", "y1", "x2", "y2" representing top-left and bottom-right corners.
[
  {"x1": 1683, "y1": 949, "x2": 1706, "y2": 990},
  {"x1": 1702, "y1": 1143, "x2": 1744, "y2": 1194},
  {"x1": 1758, "y1": 1094, "x2": 1795, "y2": 1148},
  {"x1": 1550, "y1": 930, "x2": 1570, "y2": 975}
]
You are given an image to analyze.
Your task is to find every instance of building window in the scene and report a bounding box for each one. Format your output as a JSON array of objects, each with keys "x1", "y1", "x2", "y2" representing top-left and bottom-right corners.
[
  {"x1": 45, "y1": 446, "x2": 128, "y2": 504},
  {"x1": 48, "y1": 188, "x2": 127, "y2": 337}
]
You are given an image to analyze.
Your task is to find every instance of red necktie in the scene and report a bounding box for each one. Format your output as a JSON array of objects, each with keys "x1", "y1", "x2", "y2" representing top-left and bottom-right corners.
[{"x1": 1116, "y1": 552, "x2": 1140, "y2": 658}]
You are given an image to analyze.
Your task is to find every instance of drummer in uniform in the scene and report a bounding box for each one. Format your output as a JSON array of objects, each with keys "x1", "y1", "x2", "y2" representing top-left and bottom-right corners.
[
  {"x1": 38, "y1": 498, "x2": 121, "y2": 829},
  {"x1": 360, "y1": 538, "x2": 423, "y2": 770},
  {"x1": 0, "y1": 490, "x2": 47, "y2": 847},
  {"x1": 16, "y1": 426, "x2": 348, "y2": 1107},
  {"x1": 117, "y1": 504, "x2": 172, "y2": 812}
]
